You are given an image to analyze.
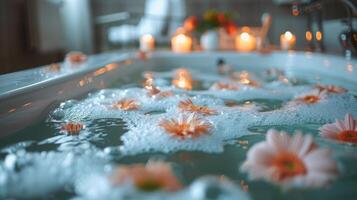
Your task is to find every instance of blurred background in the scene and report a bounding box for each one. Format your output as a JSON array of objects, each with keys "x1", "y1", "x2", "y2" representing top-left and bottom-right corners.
[{"x1": 0, "y1": 0, "x2": 355, "y2": 74}]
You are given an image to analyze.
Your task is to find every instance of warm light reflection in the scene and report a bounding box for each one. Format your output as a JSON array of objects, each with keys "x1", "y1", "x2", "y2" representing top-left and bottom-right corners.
[
  {"x1": 94, "y1": 63, "x2": 119, "y2": 77},
  {"x1": 79, "y1": 80, "x2": 85, "y2": 87},
  {"x1": 172, "y1": 68, "x2": 193, "y2": 90},
  {"x1": 316, "y1": 31, "x2": 322, "y2": 41},
  {"x1": 211, "y1": 82, "x2": 240, "y2": 90},
  {"x1": 47, "y1": 63, "x2": 61, "y2": 72},
  {"x1": 306, "y1": 31, "x2": 313, "y2": 41},
  {"x1": 347, "y1": 64, "x2": 353, "y2": 72},
  {"x1": 231, "y1": 71, "x2": 259, "y2": 87},
  {"x1": 143, "y1": 72, "x2": 173, "y2": 98},
  {"x1": 144, "y1": 72, "x2": 160, "y2": 95},
  {"x1": 22, "y1": 102, "x2": 32, "y2": 107},
  {"x1": 8, "y1": 108, "x2": 16, "y2": 113}
]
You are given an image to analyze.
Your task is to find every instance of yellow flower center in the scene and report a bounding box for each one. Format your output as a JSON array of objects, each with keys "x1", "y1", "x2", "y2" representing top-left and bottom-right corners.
[{"x1": 303, "y1": 95, "x2": 320, "y2": 104}]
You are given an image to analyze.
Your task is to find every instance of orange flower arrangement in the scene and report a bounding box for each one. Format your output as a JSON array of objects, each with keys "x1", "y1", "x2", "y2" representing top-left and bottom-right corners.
[
  {"x1": 112, "y1": 99, "x2": 140, "y2": 111},
  {"x1": 159, "y1": 114, "x2": 212, "y2": 139},
  {"x1": 111, "y1": 161, "x2": 182, "y2": 192},
  {"x1": 178, "y1": 99, "x2": 217, "y2": 115},
  {"x1": 184, "y1": 10, "x2": 237, "y2": 36},
  {"x1": 61, "y1": 122, "x2": 84, "y2": 135},
  {"x1": 183, "y1": 16, "x2": 198, "y2": 32},
  {"x1": 172, "y1": 68, "x2": 193, "y2": 90}
]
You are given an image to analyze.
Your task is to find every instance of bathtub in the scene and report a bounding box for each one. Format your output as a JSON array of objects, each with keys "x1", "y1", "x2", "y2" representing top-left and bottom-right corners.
[{"x1": 0, "y1": 50, "x2": 356, "y2": 138}]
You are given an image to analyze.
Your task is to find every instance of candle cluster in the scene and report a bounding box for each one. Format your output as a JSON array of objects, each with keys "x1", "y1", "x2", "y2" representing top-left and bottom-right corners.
[{"x1": 138, "y1": 26, "x2": 297, "y2": 53}]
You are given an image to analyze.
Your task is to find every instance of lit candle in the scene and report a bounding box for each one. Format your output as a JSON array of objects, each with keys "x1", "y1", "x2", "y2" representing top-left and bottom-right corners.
[
  {"x1": 280, "y1": 31, "x2": 296, "y2": 50},
  {"x1": 235, "y1": 32, "x2": 256, "y2": 52},
  {"x1": 171, "y1": 34, "x2": 192, "y2": 53},
  {"x1": 140, "y1": 34, "x2": 155, "y2": 52}
]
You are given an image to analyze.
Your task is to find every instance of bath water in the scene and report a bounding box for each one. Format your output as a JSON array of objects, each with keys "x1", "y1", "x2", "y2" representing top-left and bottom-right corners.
[{"x1": 1, "y1": 66, "x2": 357, "y2": 200}]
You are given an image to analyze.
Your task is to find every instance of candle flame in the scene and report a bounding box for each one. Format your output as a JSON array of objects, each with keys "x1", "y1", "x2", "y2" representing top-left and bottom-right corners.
[
  {"x1": 176, "y1": 34, "x2": 187, "y2": 42},
  {"x1": 284, "y1": 31, "x2": 293, "y2": 41},
  {"x1": 240, "y1": 32, "x2": 251, "y2": 41}
]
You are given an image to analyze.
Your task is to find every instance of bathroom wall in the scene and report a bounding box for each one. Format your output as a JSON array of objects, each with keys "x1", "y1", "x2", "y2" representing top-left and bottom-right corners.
[
  {"x1": 91, "y1": 0, "x2": 352, "y2": 52},
  {"x1": 0, "y1": 0, "x2": 354, "y2": 74}
]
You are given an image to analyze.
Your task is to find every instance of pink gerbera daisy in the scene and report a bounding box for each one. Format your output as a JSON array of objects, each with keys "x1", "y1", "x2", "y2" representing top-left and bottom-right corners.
[
  {"x1": 319, "y1": 114, "x2": 357, "y2": 144},
  {"x1": 241, "y1": 129, "x2": 338, "y2": 188}
]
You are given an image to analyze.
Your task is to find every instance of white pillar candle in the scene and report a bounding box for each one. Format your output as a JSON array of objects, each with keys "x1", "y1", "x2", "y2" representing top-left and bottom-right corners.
[
  {"x1": 235, "y1": 32, "x2": 256, "y2": 52},
  {"x1": 140, "y1": 34, "x2": 155, "y2": 52},
  {"x1": 280, "y1": 31, "x2": 296, "y2": 50},
  {"x1": 171, "y1": 34, "x2": 192, "y2": 53}
]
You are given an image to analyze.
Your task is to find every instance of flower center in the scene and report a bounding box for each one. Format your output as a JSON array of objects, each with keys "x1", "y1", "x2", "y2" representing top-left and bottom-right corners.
[
  {"x1": 271, "y1": 153, "x2": 307, "y2": 181},
  {"x1": 136, "y1": 179, "x2": 163, "y2": 192},
  {"x1": 303, "y1": 95, "x2": 320, "y2": 104},
  {"x1": 62, "y1": 123, "x2": 83, "y2": 135},
  {"x1": 338, "y1": 130, "x2": 357, "y2": 144}
]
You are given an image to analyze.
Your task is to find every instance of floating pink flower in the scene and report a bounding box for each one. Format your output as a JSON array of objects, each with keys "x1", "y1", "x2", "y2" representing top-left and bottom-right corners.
[
  {"x1": 319, "y1": 114, "x2": 357, "y2": 144},
  {"x1": 241, "y1": 129, "x2": 338, "y2": 188},
  {"x1": 111, "y1": 161, "x2": 182, "y2": 192}
]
